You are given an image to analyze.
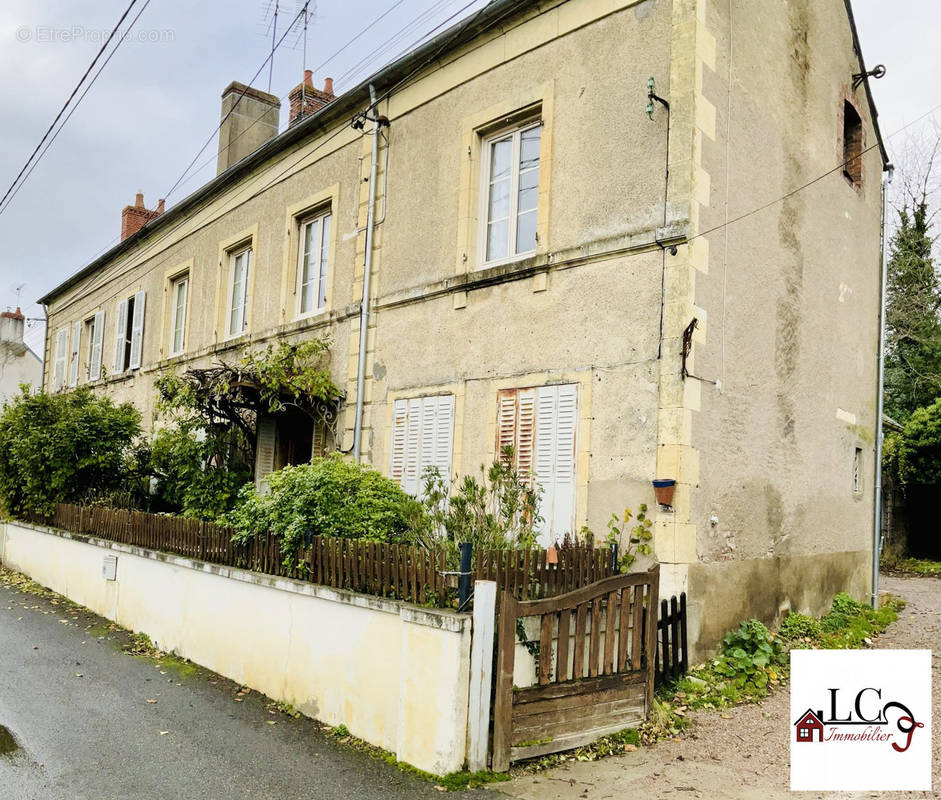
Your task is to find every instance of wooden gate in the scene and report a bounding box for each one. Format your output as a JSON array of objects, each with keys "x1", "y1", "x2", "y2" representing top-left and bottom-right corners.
[{"x1": 491, "y1": 565, "x2": 659, "y2": 770}]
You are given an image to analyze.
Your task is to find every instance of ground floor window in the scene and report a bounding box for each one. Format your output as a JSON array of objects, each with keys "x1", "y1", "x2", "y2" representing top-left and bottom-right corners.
[{"x1": 389, "y1": 394, "x2": 455, "y2": 496}]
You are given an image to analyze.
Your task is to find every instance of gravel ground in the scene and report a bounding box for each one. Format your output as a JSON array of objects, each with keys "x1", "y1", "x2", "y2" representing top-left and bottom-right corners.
[{"x1": 492, "y1": 574, "x2": 939, "y2": 800}]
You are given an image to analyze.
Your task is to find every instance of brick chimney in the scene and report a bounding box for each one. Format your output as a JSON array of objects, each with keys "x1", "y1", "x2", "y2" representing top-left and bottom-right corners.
[
  {"x1": 121, "y1": 192, "x2": 164, "y2": 241},
  {"x1": 289, "y1": 71, "x2": 335, "y2": 127},
  {"x1": 217, "y1": 82, "x2": 281, "y2": 175},
  {"x1": 0, "y1": 307, "x2": 25, "y2": 345}
]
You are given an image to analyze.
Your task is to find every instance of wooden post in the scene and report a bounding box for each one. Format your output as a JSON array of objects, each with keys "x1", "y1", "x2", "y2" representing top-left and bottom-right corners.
[
  {"x1": 679, "y1": 591, "x2": 688, "y2": 676},
  {"x1": 646, "y1": 565, "x2": 660, "y2": 714},
  {"x1": 458, "y1": 542, "x2": 473, "y2": 611},
  {"x1": 491, "y1": 590, "x2": 517, "y2": 773},
  {"x1": 468, "y1": 580, "x2": 496, "y2": 772}
]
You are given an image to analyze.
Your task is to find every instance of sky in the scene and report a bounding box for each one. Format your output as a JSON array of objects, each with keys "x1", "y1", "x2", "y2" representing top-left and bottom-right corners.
[{"x1": 0, "y1": 0, "x2": 936, "y2": 357}]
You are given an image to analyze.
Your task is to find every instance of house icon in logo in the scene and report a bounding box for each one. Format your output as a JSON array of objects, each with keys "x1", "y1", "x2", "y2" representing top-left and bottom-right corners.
[{"x1": 794, "y1": 709, "x2": 825, "y2": 743}]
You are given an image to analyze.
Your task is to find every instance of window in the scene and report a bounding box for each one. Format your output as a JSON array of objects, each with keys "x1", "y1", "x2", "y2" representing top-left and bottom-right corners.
[
  {"x1": 227, "y1": 247, "x2": 251, "y2": 337},
  {"x1": 84, "y1": 311, "x2": 104, "y2": 382},
  {"x1": 496, "y1": 383, "x2": 578, "y2": 544},
  {"x1": 853, "y1": 447, "x2": 862, "y2": 494},
  {"x1": 843, "y1": 101, "x2": 863, "y2": 187},
  {"x1": 389, "y1": 395, "x2": 455, "y2": 496},
  {"x1": 52, "y1": 327, "x2": 69, "y2": 391},
  {"x1": 799, "y1": 728, "x2": 810, "y2": 740},
  {"x1": 113, "y1": 290, "x2": 146, "y2": 374},
  {"x1": 297, "y1": 210, "x2": 331, "y2": 317},
  {"x1": 480, "y1": 121, "x2": 542, "y2": 265},
  {"x1": 169, "y1": 274, "x2": 188, "y2": 356},
  {"x1": 67, "y1": 320, "x2": 81, "y2": 388}
]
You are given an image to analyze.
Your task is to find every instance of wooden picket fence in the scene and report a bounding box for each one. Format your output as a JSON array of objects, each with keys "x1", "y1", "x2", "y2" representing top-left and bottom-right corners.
[{"x1": 36, "y1": 504, "x2": 615, "y2": 609}]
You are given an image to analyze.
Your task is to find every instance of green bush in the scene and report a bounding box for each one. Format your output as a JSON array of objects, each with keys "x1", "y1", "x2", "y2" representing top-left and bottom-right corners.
[
  {"x1": 225, "y1": 455, "x2": 424, "y2": 561},
  {"x1": 150, "y1": 426, "x2": 251, "y2": 520},
  {"x1": 0, "y1": 387, "x2": 142, "y2": 517},
  {"x1": 778, "y1": 612, "x2": 821, "y2": 641}
]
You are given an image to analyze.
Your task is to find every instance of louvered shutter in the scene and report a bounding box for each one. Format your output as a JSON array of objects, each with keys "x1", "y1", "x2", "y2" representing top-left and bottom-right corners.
[
  {"x1": 533, "y1": 384, "x2": 578, "y2": 544},
  {"x1": 495, "y1": 388, "x2": 535, "y2": 478},
  {"x1": 113, "y1": 299, "x2": 128, "y2": 373},
  {"x1": 68, "y1": 320, "x2": 81, "y2": 387},
  {"x1": 254, "y1": 414, "x2": 277, "y2": 490},
  {"x1": 389, "y1": 395, "x2": 454, "y2": 495},
  {"x1": 89, "y1": 311, "x2": 104, "y2": 381},
  {"x1": 52, "y1": 328, "x2": 69, "y2": 390},
  {"x1": 128, "y1": 290, "x2": 146, "y2": 370}
]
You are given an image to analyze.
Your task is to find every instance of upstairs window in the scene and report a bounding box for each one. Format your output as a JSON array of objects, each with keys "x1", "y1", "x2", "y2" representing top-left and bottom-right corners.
[
  {"x1": 297, "y1": 209, "x2": 331, "y2": 317},
  {"x1": 170, "y1": 274, "x2": 189, "y2": 356},
  {"x1": 843, "y1": 101, "x2": 863, "y2": 187},
  {"x1": 84, "y1": 311, "x2": 104, "y2": 382},
  {"x1": 52, "y1": 327, "x2": 69, "y2": 391},
  {"x1": 68, "y1": 320, "x2": 80, "y2": 388},
  {"x1": 227, "y1": 247, "x2": 251, "y2": 337},
  {"x1": 480, "y1": 120, "x2": 542, "y2": 266},
  {"x1": 113, "y1": 290, "x2": 146, "y2": 374}
]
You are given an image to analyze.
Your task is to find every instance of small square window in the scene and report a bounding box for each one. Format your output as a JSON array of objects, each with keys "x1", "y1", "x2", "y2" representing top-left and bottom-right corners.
[{"x1": 853, "y1": 447, "x2": 862, "y2": 494}]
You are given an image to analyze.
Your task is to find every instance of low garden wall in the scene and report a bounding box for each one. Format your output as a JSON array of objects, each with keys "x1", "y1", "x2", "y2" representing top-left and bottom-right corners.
[{"x1": 0, "y1": 519, "x2": 472, "y2": 775}]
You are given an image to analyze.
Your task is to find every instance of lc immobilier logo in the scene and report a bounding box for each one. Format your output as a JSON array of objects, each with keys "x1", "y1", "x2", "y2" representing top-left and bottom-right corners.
[{"x1": 790, "y1": 649, "x2": 932, "y2": 791}]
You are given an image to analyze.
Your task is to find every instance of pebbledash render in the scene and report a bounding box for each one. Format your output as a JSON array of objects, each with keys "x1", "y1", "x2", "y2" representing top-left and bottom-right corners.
[{"x1": 38, "y1": 0, "x2": 889, "y2": 659}]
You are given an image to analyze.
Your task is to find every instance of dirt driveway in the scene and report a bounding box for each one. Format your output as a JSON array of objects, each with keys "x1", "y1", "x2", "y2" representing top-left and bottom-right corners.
[{"x1": 492, "y1": 574, "x2": 939, "y2": 800}]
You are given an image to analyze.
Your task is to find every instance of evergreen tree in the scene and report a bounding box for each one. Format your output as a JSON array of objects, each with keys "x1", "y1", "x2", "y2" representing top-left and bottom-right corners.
[{"x1": 884, "y1": 197, "x2": 941, "y2": 421}]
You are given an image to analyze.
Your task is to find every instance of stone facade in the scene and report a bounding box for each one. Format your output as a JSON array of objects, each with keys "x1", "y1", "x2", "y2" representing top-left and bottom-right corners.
[{"x1": 39, "y1": 0, "x2": 888, "y2": 657}]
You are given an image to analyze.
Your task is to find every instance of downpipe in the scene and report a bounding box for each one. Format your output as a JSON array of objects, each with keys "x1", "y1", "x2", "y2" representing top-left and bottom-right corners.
[
  {"x1": 871, "y1": 163, "x2": 893, "y2": 608},
  {"x1": 353, "y1": 85, "x2": 381, "y2": 463}
]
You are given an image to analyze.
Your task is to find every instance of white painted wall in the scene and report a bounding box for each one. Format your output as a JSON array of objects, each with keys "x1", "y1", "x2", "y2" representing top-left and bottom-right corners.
[{"x1": 0, "y1": 520, "x2": 472, "y2": 776}]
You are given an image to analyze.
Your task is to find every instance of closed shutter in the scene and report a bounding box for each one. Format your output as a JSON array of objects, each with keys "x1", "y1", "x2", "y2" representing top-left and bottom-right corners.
[
  {"x1": 128, "y1": 290, "x2": 146, "y2": 370},
  {"x1": 113, "y1": 298, "x2": 128, "y2": 373},
  {"x1": 533, "y1": 384, "x2": 578, "y2": 544},
  {"x1": 52, "y1": 328, "x2": 69, "y2": 390},
  {"x1": 389, "y1": 395, "x2": 455, "y2": 496},
  {"x1": 89, "y1": 311, "x2": 104, "y2": 381},
  {"x1": 254, "y1": 414, "x2": 277, "y2": 490},
  {"x1": 68, "y1": 320, "x2": 81, "y2": 387}
]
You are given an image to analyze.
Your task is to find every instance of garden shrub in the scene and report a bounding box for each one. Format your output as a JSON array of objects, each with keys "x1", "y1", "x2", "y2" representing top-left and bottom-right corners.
[
  {"x1": 225, "y1": 455, "x2": 424, "y2": 560},
  {"x1": 0, "y1": 386, "x2": 142, "y2": 517},
  {"x1": 778, "y1": 612, "x2": 821, "y2": 642},
  {"x1": 150, "y1": 425, "x2": 251, "y2": 520}
]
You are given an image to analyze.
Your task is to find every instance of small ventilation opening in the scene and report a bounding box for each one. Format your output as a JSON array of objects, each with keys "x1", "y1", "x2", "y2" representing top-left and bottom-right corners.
[{"x1": 843, "y1": 101, "x2": 863, "y2": 187}]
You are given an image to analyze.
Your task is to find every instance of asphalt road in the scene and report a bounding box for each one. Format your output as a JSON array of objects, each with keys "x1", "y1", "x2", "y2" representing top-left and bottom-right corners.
[{"x1": 0, "y1": 572, "x2": 479, "y2": 800}]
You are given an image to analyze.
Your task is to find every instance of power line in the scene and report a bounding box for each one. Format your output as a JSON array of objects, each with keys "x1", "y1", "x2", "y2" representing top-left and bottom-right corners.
[
  {"x1": 0, "y1": 0, "x2": 154, "y2": 220},
  {"x1": 0, "y1": 0, "x2": 142, "y2": 215}
]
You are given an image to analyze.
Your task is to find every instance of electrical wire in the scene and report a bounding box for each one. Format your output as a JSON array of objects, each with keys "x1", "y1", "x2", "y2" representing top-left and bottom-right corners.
[{"x1": 0, "y1": 0, "x2": 144, "y2": 217}]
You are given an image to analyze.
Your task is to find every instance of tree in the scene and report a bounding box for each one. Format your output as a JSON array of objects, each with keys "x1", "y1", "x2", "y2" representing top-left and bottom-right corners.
[
  {"x1": 0, "y1": 386, "x2": 142, "y2": 517},
  {"x1": 883, "y1": 129, "x2": 941, "y2": 422}
]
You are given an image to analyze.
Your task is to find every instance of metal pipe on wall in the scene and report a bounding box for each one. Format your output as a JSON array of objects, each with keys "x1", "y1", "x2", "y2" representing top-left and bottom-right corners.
[
  {"x1": 871, "y1": 163, "x2": 893, "y2": 608},
  {"x1": 352, "y1": 84, "x2": 381, "y2": 463}
]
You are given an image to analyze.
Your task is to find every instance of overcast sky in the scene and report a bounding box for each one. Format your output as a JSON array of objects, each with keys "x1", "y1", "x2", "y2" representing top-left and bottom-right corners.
[{"x1": 0, "y1": 0, "x2": 935, "y2": 357}]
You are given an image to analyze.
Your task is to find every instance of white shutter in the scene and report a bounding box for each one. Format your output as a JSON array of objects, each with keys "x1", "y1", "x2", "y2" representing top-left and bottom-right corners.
[
  {"x1": 389, "y1": 395, "x2": 454, "y2": 496},
  {"x1": 254, "y1": 415, "x2": 277, "y2": 490},
  {"x1": 533, "y1": 384, "x2": 578, "y2": 545},
  {"x1": 52, "y1": 328, "x2": 69, "y2": 390},
  {"x1": 89, "y1": 311, "x2": 104, "y2": 381},
  {"x1": 113, "y1": 298, "x2": 128, "y2": 373},
  {"x1": 128, "y1": 290, "x2": 146, "y2": 370},
  {"x1": 68, "y1": 320, "x2": 81, "y2": 387}
]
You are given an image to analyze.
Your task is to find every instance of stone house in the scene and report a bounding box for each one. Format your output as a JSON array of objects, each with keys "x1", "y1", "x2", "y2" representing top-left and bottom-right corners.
[
  {"x1": 0, "y1": 308, "x2": 42, "y2": 401},
  {"x1": 37, "y1": 0, "x2": 889, "y2": 656}
]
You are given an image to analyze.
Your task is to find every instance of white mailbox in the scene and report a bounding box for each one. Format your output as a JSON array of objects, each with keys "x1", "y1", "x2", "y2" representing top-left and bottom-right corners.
[{"x1": 102, "y1": 555, "x2": 117, "y2": 581}]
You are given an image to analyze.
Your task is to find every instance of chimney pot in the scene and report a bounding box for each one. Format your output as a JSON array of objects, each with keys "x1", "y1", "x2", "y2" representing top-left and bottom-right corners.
[
  {"x1": 323, "y1": 77, "x2": 334, "y2": 96},
  {"x1": 156, "y1": 199, "x2": 165, "y2": 214},
  {"x1": 304, "y1": 69, "x2": 313, "y2": 87},
  {"x1": 135, "y1": 191, "x2": 144, "y2": 208}
]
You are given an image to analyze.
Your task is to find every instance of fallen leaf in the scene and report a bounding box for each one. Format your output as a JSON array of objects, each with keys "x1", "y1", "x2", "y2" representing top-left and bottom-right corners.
[
  {"x1": 159, "y1": 731, "x2": 169, "y2": 736},
  {"x1": 146, "y1": 698, "x2": 157, "y2": 704},
  {"x1": 266, "y1": 721, "x2": 277, "y2": 726},
  {"x1": 74, "y1": 673, "x2": 83, "y2": 678}
]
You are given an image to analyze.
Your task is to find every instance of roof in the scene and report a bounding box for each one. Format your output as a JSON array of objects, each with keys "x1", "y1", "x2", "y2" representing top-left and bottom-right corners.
[
  {"x1": 39, "y1": 0, "x2": 528, "y2": 306},
  {"x1": 794, "y1": 709, "x2": 824, "y2": 725},
  {"x1": 843, "y1": 0, "x2": 890, "y2": 169}
]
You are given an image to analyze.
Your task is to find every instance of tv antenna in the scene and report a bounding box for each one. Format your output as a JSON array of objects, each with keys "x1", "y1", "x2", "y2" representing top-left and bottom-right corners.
[{"x1": 259, "y1": 1, "x2": 318, "y2": 92}]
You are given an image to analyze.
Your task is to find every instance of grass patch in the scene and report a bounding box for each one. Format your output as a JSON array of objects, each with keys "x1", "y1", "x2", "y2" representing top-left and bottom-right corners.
[
  {"x1": 889, "y1": 558, "x2": 941, "y2": 577},
  {"x1": 328, "y1": 725, "x2": 510, "y2": 790}
]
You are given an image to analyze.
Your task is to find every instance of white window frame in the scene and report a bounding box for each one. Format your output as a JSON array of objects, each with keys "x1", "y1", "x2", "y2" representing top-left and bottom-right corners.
[
  {"x1": 296, "y1": 209, "x2": 331, "y2": 319},
  {"x1": 477, "y1": 119, "x2": 542, "y2": 269},
  {"x1": 67, "y1": 320, "x2": 81, "y2": 388},
  {"x1": 226, "y1": 246, "x2": 252, "y2": 338},
  {"x1": 86, "y1": 310, "x2": 104, "y2": 382},
  {"x1": 169, "y1": 274, "x2": 189, "y2": 357}
]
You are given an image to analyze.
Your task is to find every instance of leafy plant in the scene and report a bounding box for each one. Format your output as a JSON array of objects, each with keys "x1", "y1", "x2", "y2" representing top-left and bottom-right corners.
[
  {"x1": 225, "y1": 455, "x2": 423, "y2": 563},
  {"x1": 415, "y1": 446, "x2": 542, "y2": 554},
  {"x1": 778, "y1": 612, "x2": 821, "y2": 642},
  {"x1": 0, "y1": 386, "x2": 143, "y2": 517},
  {"x1": 605, "y1": 504, "x2": 653, "y2": 570}
]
